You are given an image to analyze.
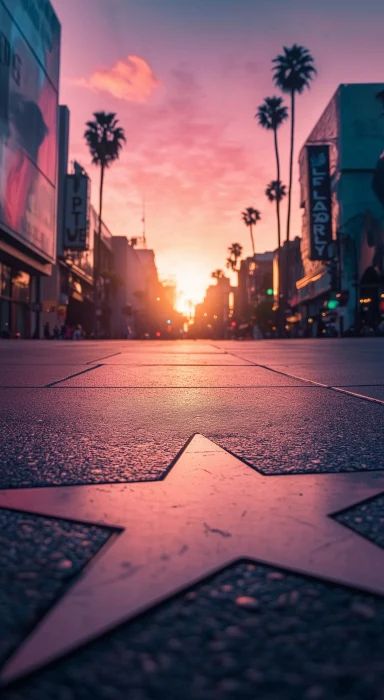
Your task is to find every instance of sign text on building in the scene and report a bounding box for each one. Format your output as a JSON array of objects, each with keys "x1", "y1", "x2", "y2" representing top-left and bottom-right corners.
[
  {"x1": 307, "y1": 145, "x2": 333, "y2": 260},
  {"x1": 64, "y1": 174, "x2": 90, "y2": 251}
]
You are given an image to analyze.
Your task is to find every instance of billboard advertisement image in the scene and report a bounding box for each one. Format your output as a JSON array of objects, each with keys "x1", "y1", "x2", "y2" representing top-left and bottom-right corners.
[{"x1": 0, "y1": 0, "x2": 60, "y2": 263}]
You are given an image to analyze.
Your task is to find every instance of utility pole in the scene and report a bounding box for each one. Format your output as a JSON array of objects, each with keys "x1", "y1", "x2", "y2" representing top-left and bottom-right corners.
[{"x1": 142, "y1": 199, "x2": 147, "y2": 249}]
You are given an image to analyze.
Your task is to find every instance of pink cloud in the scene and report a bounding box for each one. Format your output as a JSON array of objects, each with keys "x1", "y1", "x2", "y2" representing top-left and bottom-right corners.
[
  {"x1": 85, "y1": 67, "x2": 268, "y2": 234},
  {"x1": 74, "y1": 55, "x2": 160, "y2": 102}
]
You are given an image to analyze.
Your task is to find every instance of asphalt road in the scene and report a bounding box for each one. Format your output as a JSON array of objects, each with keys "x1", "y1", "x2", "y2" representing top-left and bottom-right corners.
[{"x1": 0, "y1": 339, "x2": 383, "y2": 700}]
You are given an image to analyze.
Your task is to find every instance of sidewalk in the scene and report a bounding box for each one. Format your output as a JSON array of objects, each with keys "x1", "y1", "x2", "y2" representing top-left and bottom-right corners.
[{"x1": 0, "y1": 339, "x2": 383, "y2": 699}]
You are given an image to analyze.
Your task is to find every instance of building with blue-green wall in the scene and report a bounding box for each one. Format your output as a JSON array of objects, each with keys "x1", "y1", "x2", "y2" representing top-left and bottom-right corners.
[{"x1": 297, "y1": 83, "x2": 384, "y2": 335}]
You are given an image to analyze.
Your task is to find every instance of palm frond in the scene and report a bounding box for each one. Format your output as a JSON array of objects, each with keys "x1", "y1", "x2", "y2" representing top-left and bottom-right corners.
[
  {"x1": 84, "y1": 111, "x2": 126, "y2": 167},
  {"x1": 211, "y1": 269, "x2": 225, "y2": 280},
  {"x1": 272, "y1": 44, "x2": 316, "y2": 94},
  {"x1": 265, "y1": 180, "x2": 286, "y2": 203},
  {"x1": 242, "y1": 207, "x2": 261, "y2": 226},
  {"x1": 226, "y1": 257, "x2": 237, "y2": 271},
  {"x1": 256, "y1": 96, "x2": 288, "y2": 130}
]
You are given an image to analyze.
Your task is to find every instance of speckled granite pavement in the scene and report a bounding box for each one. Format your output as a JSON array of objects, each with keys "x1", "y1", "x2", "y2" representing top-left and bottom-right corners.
[{"x1": 1, "y1": 338, "x2": 384, "y2": 699}]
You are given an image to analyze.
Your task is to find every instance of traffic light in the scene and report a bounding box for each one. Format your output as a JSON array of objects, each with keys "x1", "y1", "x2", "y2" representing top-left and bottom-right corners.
[{"x1": 266, "y1": 288, "x2": 273, "y2": 296}]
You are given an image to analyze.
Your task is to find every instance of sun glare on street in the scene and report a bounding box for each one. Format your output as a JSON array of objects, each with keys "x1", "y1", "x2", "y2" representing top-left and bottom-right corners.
[{"x1": 174, "y1": 266, "x2": 211, "y2": 316}]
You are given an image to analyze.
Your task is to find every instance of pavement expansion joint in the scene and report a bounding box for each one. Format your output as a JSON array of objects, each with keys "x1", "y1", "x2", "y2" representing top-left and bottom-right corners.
[
  {"x1": 88, "y1": 363, "x2": 254, "y2": 366},
  {"x1": 50, "y1": 384, "x2": 322, "y2": 389},
  {"x1": 335, "y1": 383, "x2": 384, "y2": 387},
  {"x1": 85, "y1": 352, "x2": 122, "y2": 364},
  {"x1": 330, "y1": 386, "x2": 384, "y2": 406},
  {"x1": 44, "y1": 365, "x2": 104, "y2": 388}
]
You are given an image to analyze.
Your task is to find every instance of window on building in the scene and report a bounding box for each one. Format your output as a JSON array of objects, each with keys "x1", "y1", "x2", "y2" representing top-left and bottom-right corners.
[
  {"x1": 0, "y1": 265, "x2": 12, "y2": 298},
  {"x1": 12, "y1": 271, "x2": 31, "y2": 303}
]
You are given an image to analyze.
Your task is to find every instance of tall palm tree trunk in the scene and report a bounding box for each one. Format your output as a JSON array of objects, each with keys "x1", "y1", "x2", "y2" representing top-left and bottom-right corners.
[
  {"x1": 95, "y1": 163, "x2": 105, "y2": 337},
  {"x1": 273, "y1": 127, "x2": 283, "y2": 335},
  {"x1": 275, "y1": 195, "x2": 283, "y2": 336},
  {"x1": 249, "y1": 225, "x2": 255, "y2": 257},
  {"x1": 285, "y1": 89, "x2": 295, "y2": 310},
  {"x1": 273, "y1": 128, "x2": 282, "y2": 251}
]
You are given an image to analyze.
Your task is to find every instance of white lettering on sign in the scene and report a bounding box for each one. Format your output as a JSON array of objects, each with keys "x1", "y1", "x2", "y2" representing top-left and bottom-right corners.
[{"x1": 307, "y1": 147, "x2": 332, "y2": 260}]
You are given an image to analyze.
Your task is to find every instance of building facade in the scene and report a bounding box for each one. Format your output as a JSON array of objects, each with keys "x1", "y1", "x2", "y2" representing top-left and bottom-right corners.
[
  {"x1": 41, "y1": 108, "x2": 114, "y2": 338},
  {"x1": 273, "y1": 237, "x2": 304, "y2": 309},
  {"x1": 111, "y1": 237, "x2": 156, "y2": 338},
  {"x1": 297, "y1": 83, "x2": 384, "y2": 335},
  {"x1": 0, "y1": 0, "x2": 61, "y2": 337},
  {"x1": 235, "y1": 252, "x2": 274, "y2": 322},
  {"x1": 110, "y1": 237, "x2": 183, "y2": 339},
  {"x1": 194, "y1": 276, "x2": 232, "y2": 339}
]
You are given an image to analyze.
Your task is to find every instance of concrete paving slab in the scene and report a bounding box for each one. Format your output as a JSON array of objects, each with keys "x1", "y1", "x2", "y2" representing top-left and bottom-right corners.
[
  {"x1": 100, "y1": 353, "x2": 253, "y2": 365},
  {"x1": 215, "y1": 339, "x2": 384, "y2": 368},
  {"x1": 0, "y1": 366, "x2": 93, "y2": 388},
  {"x1": 261, "y1": 366, "x2": 384, "y2": 386},
  {"x1": 0, "y1": 341, "x2": 125, "y2": 365},
  {"x1": 59, "y1": 365, "x2": 310, "y2": 388},
  {"x1": 0, "y1": 386, "x2": 383, "y2": 489},
  {"x1": 114, "y1": 341, "x2": 223, "y2": 353}
]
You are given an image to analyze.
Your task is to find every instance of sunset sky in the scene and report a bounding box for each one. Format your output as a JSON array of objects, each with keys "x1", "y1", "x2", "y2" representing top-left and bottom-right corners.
[{"x1": 52, "y1": 0, "x2": 384, "y2": 310}]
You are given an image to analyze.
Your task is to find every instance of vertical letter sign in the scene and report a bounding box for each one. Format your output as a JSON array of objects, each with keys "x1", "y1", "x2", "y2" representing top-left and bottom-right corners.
[
  {"x1": 307, "y1": 145, "x2": 332, "y2": 260},
  {"x1": 64, "y1": 174, "x2": 90, "y2": 250}
]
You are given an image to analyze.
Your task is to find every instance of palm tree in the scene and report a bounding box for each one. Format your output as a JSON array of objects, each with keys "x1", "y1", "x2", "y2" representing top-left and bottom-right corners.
[
  {"x1": 211, "y1": 269, "x2": 226, "y2": 281},
  {"x1": 241, "y1": 208, "x2": 261, "y2": 257},
  {"x1": 256, "y1": 97, "x2": 288, "y2": 251},
  {"x1": 84, "y1": 112, "x2": 126, "y2": 331},
  {"x1": 265, "y1": 180, "x2": 286, "y2": 205},
  {"x1": 226, "y1": 242, "x2": 243, "y2": 271},
  {"x1": 272, "y1": 45, "x2": 316, "y2": 254},
  {"x1": 265, "y1": 181, "x2": 286, "y2": 328}
]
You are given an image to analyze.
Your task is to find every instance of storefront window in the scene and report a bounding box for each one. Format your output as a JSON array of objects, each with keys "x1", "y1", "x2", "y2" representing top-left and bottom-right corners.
[
  {"x1": 1, "y1": 265, "x2": 12, "y2": 298},
  {"x1": 12, "y1": 271, "x2": 31, "y2": 303},
  {"x1": 0, "y1": 300, "x2": 11, "y2": 337}
]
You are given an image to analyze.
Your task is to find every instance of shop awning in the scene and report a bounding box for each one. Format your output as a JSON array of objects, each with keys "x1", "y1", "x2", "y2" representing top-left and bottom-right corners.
[{"x1": 296, "y1": 269, "x2": 330, "y2": 303}]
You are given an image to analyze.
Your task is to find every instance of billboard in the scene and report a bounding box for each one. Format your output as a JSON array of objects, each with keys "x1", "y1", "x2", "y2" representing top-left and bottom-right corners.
[
  {"x1": 0, "y1": 0, "x2": 60, "y2": 263},
  {"x1": 306, "y1": 145, "x2": 333, "y2": 261},
  {"x1": 64, "y1": 174, "x2": 91, "y2": 250}
]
